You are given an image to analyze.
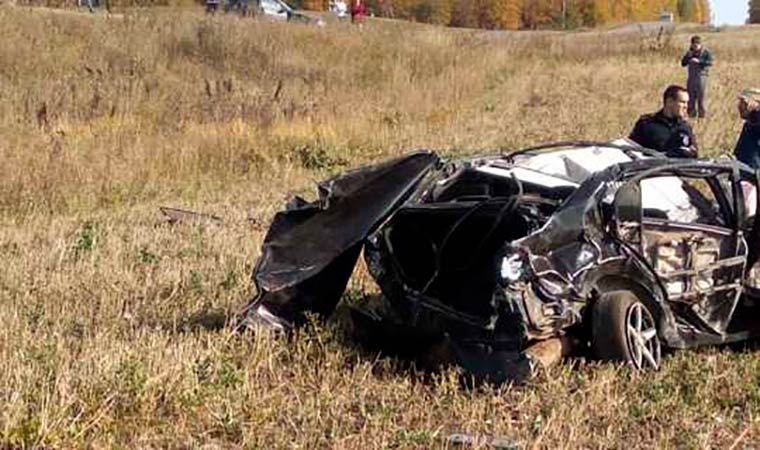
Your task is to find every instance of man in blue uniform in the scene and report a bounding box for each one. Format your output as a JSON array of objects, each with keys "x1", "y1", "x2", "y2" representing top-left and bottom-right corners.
[{"x1": 630, "y1": 85, "x2": 698, "y2": 158}]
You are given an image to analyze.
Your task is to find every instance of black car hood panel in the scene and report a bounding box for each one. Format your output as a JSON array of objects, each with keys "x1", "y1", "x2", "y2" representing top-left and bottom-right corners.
[{"x1": 251, "y1": 151, "x2": 440, "y2": 321}]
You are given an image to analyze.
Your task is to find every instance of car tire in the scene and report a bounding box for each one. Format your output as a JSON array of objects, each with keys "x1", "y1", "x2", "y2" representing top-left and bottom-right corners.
[{"x1": 592, "y1": 291, "x2": 661, "y2": 370}]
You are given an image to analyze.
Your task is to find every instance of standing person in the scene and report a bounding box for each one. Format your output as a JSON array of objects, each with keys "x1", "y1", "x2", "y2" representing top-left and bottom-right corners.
[
  {"x1": 78, "y1": 0, "x2": 95, "y2": 13},
  {"x1": 735, "y1": 89, "x2": 760, "y2": 169},
  {"x1": 378, "y1": 0, "x2": 393, "y2": 16},
  {"x1": 681, "y1": 35, "x2": 713, "y2": 119},
  {"x1": 350, "y1": 0, "x2": 366, "y2": 25},
  {"x1": 629, "y1": 85, "x2": 698, "y2": 158}
]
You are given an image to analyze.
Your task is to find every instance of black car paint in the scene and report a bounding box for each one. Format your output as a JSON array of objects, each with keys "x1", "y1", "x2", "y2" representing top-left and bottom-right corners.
[
  {"x1": 246, "y1": 144, "x2": 760, "y2": 381},
  {"x1": 250, "y1": 151, "x2": 440, "y2": 325}
]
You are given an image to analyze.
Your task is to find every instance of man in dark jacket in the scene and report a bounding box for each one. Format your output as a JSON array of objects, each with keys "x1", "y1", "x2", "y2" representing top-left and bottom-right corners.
[
  {"x1": 735, "y1": 89, "x2": 760, "y2": 169},
  {"x1": 630, "y1": 85, "x2": 698, "y2": 158},
  {"x1": 681, "y1": 35, "x2": 713, "y2": 119}
]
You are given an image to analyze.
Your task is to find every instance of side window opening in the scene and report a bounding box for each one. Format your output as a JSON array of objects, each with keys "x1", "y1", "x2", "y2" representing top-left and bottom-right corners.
[
  {"x1": 637, "y1": 170, "x2": 744, "y2": 306},
  {"x1": 640, "y1": 174, "x2": 730, "y2": 228}
]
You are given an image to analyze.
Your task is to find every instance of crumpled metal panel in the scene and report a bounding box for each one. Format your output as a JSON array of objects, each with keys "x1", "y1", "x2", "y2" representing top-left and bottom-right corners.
[
  {"x1": 243, "y1": 144, "x2": 760, "y2": 379},
  {"x1": 251, "y1": 151, "x2": 440, "y2": 323}
]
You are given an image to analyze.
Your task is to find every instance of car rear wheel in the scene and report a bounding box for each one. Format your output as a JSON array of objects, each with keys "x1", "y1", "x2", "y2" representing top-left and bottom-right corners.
[{"x1": 592, "y1": 291, "x2": 661, "y2": 370}]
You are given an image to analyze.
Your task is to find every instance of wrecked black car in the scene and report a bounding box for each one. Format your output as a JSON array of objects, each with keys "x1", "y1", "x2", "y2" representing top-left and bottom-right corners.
[{"x1": 243, "y1": 140, "x2": 760, "y2": 382}]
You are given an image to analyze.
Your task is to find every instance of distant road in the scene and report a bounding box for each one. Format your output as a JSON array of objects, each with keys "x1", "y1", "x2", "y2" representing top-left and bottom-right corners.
[{"x1": 604, "y1": 21, "x2": 677, "y2": 35}]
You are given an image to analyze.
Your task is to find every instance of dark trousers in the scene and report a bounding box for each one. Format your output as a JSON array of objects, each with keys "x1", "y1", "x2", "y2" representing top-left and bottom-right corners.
[{"x1": 687, "y1": 75, "x2": 708, "y2": 119}]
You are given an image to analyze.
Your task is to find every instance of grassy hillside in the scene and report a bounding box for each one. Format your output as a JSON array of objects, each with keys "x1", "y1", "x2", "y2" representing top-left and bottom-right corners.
[{"x1": 2, "y1": 6, "x2": 760, "y2": 447}]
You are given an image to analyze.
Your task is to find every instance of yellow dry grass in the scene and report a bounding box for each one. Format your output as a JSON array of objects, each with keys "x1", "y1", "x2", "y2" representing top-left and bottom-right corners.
[{"x1": 2, "y1": 5, "x2": 760, "y2": 448}]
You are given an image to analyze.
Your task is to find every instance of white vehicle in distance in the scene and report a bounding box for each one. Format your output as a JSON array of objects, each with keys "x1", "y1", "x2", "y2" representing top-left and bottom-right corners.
[
  {"x1": 257, "y1": 0, "x2": 325, "y2": 25},
  {"x1": 330, "y1": 0, "x2": 348, "y2": 19},
  {"x1": 258, "y1": 0, "x2": 292, "y2": 20}
]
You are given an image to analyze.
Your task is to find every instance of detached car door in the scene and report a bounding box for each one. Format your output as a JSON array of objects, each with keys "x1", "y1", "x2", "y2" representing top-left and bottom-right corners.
[{"x1": 620, "y1": 166, "x2": 748, "y2": 334}]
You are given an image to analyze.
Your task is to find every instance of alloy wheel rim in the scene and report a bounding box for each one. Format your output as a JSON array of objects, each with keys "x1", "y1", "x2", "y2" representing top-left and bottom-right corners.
[{"x1": 625, "y1": 302, "x2": 661, "y2": 370}]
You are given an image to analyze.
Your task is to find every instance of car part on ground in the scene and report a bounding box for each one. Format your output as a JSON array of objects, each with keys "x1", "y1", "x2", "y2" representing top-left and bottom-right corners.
[{"x1": 159, "y1": 206, "x2": 223, "y2": 226}]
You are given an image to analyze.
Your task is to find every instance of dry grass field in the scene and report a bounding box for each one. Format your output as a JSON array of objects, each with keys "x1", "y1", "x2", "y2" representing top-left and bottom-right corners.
[{"x1": 3, "y1": 5, "x2": 760, "y2": 448}]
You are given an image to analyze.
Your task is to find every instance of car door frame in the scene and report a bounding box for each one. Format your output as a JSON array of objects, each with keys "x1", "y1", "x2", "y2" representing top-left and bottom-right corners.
[{"x1": 611, "y1": 162, "x2": 748, "y2": 335}]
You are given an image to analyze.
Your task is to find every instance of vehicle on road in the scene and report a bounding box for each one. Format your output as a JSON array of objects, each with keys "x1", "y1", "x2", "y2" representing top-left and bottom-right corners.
[
  {"x1": 258, "y1": 0, "x2": 291, "y2": 20},
  {"x1": 330, "y1": 0, "x2": 348, "y2": 19}
]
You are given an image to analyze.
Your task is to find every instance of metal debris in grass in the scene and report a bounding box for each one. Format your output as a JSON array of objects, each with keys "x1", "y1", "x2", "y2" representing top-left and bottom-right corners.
[
  {"x1": 447, "y1": 433, "x2": 521, "y2": 449},
  {"x1": 159, "y1": 206, "x2": 223, "y2": 226}
]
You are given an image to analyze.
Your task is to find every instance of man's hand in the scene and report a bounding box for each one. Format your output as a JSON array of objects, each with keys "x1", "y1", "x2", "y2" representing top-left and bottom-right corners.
[
  {"x1": 691, "y1": 57, "x2": 700, "y2": 64},
  {"x1": 738, "y1": 96, "x2": 760, "y2": 120}
]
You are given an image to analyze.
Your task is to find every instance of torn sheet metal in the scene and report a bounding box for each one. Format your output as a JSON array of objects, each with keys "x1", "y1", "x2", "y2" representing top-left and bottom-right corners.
[
  {"x1": 251, "y1": 151, "x2": 439, "y2": 323},
  {"x1": 159, "y1": 206, "x2": 223, "y2": 226}
]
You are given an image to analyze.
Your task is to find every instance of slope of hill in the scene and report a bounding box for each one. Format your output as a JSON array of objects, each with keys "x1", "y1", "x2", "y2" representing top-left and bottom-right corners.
[{"x1": 2, "y1": 5, "x2": 760, "y2": 447}]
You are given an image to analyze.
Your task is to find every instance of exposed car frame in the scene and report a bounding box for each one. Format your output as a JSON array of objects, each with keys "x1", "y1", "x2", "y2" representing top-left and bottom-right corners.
[{"x1": 243, "y1": 141, "x2": 760, "y2": 382}]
